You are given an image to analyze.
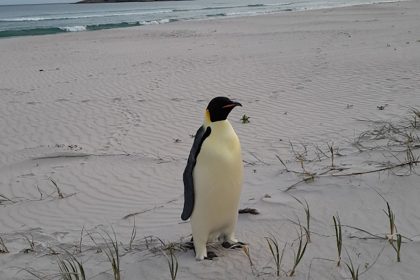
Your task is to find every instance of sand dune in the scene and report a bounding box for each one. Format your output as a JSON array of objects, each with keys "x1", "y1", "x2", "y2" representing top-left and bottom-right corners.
[{"x1": 1, "y1": 1, "x2": 420, "y2": 279}]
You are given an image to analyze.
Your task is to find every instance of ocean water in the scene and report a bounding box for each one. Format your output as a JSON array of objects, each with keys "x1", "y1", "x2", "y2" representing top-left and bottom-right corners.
[{"x1": 0, "y1": 0, "x2": 397, "y2": 38}]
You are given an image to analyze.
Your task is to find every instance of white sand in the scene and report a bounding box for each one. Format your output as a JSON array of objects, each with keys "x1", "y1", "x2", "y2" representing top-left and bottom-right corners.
[{"x1": 1, "y1": 1, "x2": 420, "y2": 279}]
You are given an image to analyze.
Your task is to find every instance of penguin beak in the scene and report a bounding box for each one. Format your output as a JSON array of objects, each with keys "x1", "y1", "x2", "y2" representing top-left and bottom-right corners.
[{"x1": 223, "y1": 101, "x2": 242, "y2": 109}]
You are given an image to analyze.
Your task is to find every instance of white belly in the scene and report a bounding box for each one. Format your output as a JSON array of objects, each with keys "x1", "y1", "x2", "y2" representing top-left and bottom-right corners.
[{"x1": 191, "y1": 120, "x2": 243, "y2": 240}]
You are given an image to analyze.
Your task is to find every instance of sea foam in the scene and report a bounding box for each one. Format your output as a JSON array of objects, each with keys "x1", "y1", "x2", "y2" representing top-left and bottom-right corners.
[{"x1": 59, "y1": 26, "x2": 87, "y2": 32}]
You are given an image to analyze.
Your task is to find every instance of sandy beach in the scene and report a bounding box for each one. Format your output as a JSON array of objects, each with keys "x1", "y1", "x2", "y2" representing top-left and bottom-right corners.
[{"x1": 1, "y1": 1, "x2": 420, "y2": 279}]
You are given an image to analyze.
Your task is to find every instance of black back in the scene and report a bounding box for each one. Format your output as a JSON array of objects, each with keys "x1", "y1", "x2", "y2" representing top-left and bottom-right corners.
[{"x1": 181, "y1": 125, "x2": 212, "y2": 220}]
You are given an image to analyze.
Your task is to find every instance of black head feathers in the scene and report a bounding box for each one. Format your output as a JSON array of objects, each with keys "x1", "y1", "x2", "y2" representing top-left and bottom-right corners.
[{"x1": 207, "y1": 96, "x2": 242, "y2": 122}]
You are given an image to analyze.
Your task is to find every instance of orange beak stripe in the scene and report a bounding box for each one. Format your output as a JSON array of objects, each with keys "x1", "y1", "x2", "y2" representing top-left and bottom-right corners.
[{"x1": 222, "y1": 102, "x2": 242, "y2": 109}]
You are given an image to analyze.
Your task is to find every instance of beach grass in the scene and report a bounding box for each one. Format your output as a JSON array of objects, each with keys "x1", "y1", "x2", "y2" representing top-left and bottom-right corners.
[
  {"x1": 389, "y1": 233, "x2": 402, "y2": 262},
  {"x1": 383, "y1": 201, "x2": 397, "y2": 238},
  {"x1": 344, "y1": 251, "x2": 360, "y2": 280},
  {"x1": 49, "y1": 178, "x2": 65, "y2": 199},
  {"x1": 22, "y1": 233, "x2": 35, "y2": 253},
  {"x1": 88, "y1": 229, "x2": 121, "y2": 280},
  {"x1": 57, "y1": 253, "x2": 86, "y2": 280},
  {"x1": 0, "y1": 236, "x2": 9, "y2": 253},
  {"x1": 128, "y1": 218, "x2": 137, "y2": 251},
  {"x1": 102, "y1": 231, "x2": 121, "y2": 280},
  {"x1": 292, "y1": 196, "x2": 311, "y2": 243},
  {"x1": 0, "y1": 194, "x2": 14, "y2": 204},
  {"x1": 265, "y1": 235, "x2": 285, "y2": 277},
  {"x1": 333, "y1": 215, "x2": 342, "y2": 266},
  {"x1": 77, "y1": 226, "x2": 84, "y2": 254},
  {"x1": 162, "y1": 244, "x2": 179, "y2": 280},
  {"x1": 240, "y1": 114, "x2": 250, "y2": 124},
  {"x1": 241, "y1": 245, "x2": 255, "y2": 274},
  {"x1": 289, "y1": 226, "x2": 308, "y2": 276},
  {"x1": 327, "y1": 142, "x2": 335, "y2": 168},
  {"x1": 410, "y1": 108, "x2": 420, "y2": 128}
]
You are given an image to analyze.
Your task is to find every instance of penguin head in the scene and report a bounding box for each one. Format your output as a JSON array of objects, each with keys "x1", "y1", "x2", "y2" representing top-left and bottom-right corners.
[{"x1": 206, "y1": 96, "x2": 242, "y2": 122}]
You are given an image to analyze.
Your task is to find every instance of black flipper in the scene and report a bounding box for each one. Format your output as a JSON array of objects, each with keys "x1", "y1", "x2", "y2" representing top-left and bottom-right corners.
[{"x1": 181, "y1": 126, "x2": 211, "y2": 221}]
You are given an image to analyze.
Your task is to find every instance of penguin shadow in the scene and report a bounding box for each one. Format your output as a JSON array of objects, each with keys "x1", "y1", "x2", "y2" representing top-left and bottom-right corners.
[{"x1": 183, "y1": 237, "x2": 246, "y2": 260}]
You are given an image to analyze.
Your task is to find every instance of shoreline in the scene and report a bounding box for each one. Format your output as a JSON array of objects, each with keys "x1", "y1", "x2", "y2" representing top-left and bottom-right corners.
[
  {"x1": 76, "y1": 0, "x2": 190, "y2": 3},
  {"x1": 0, "y1": 0, "x2": 407, "y2": 39}
]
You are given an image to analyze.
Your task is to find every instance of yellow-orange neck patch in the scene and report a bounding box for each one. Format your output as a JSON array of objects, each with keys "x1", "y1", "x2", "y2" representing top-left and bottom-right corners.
[{"x1": 204, "y1": 109, "x2": 211, "y2": 127}]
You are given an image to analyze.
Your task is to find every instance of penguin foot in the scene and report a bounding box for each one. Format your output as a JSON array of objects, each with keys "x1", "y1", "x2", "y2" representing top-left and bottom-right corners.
[
  {"x1": 204, "y1": 251, "x2": 218, "y2": 260},
  {"x1": 184, "y1": 241, "x2": 194, "y2": 250},
  {"x1": 222, "y1": 241, "x2": 246, "y2": 249}
]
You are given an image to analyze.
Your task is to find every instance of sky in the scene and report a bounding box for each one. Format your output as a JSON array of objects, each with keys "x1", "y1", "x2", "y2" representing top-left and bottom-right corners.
[{"x1": 0, "y1": 0, "x2": 71, "y2": 4}]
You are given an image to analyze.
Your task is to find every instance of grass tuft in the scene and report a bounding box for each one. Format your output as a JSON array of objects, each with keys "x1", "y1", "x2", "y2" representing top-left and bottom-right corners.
[
  {"x1": 88, "y1": 228, "x2": 121, "y2": 280},
  {"x1": 333, "y1": 215, "x2": 342, "y2": 266},
  {"x1": 327, "y1": 142, "x2": 335, "y2": 168},
  {"x1": 162, "y1": 244, "x2": 179, "y2": 280},
  {"x1": 410, "y1": 114, "x2": 417, "y2": 128},
  {"x1": 405, "y1": 141, "x2": 419, "y2": 173},
  {"x1": 240, "y1": 114, "x2": 250, "y2": 124},
  {"x1": 289, "y1": 226, "x2": 309, "y2": 276},
  {"x1": 0, "y1": 236, "x2": 9, "y2": 253},
  {"x1": 413, "y1": 108, "x2": 420, "y2": 117},
  {"x1": 0, "y1": 194, "x2": 15, "y2": 204},
  {"x1": 242, "y1": 245, "x2": 256, "y2": 275},
  {"x1": 22, "y1": 233, "x2": 35, "y2": 253},
  {"x1": 77, "y1": 226, "x2": 84, "y2": 254},
  {"x1": 292, "y1": 196, "x2": 311, "y2": 243},
  {"x1": 265, "y1": 236, "x2": 285, "y2": 277},
  {"x1": 344, "y1": 251, "x2": 360, "y2": 280},
  {"x1": 128, "y1": 218, "x2": 137, "y2": 251},
  {"x1": 389, "y1": 233, "x2": 402, "y2": 262},
  {"x1": 383, "y1": 201, "x2": 397, "y2": 238},
  {"x1": 275, "y1": 154, "x2": 290, "y2": 172},
  {"x1": 57, "y1": 253, "x2": 86, "y2": 280},
  {"x1": 49, "y1": 178, "x2": 65, "y2": 199}
]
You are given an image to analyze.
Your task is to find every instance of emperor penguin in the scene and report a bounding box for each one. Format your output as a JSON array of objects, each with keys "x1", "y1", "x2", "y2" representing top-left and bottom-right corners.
[{"x1": 182, "y1": 96, "x2": 244, "y2": 260}]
